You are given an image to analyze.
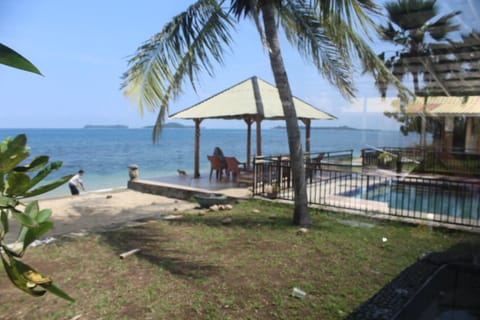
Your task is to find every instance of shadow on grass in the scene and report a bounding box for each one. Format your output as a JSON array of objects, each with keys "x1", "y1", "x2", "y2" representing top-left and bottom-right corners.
[
  {"x1": 99, "y1": 223, "x2": 221, "y2": 279},
  {"x1": 167, "y1": 200, "x2": 337, "y2": 232},
  {"x1": 169, "y1": 212, "x2": 295, "y2": 230}
]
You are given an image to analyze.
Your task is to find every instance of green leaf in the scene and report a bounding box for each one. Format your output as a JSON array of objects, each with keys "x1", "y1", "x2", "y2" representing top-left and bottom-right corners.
[
  {"x1": 15, "y1": 202, "x2": 37, "y2": 245},
  {"x1": 0, "y1": 135, "x2": 30, "y2": 174},
  {"x1": 16, "y1": 201, "x2": 41, "y2": 247},
  {"x1": 2, "y1": 241, "x2": 23, "y2": 258},
  {"x1": 41, "y1": 283, "x2": 75, "y2": 303},
  {"x1": 0, "y1": 195, "x2": 17, "y2": 208},
  {"x1": 24, "y1": 201, "x2": 39, "y2": 218},
  {"x1": 0, "y1": 253, "x2": 46, "y2": 297},
  {"x1": 5, "y1": 252, "x2": 74, "y2": 302},
  {"x1": 1, "y1": 209, "x2": 8, "y2": 235},
  {"x1": 28, "y1": 162, "x2": 60, "y2": 187},
  {"x1": 35, "y1": 209, "x2": 52, "y2": 223},
  {"x1": 21, "y1": 161, "x2": 66, "y2": 195},
  {"x1": 16, "y1": 204, "x2": 52, "y2": 249},
  {"x1": 23, "y1": 221, "x2": 54, "y2": 251},
  {"x1": 0, "y1": 43, "x2": 42, "y2": 75},
  {"x1": 11, "y1": 210, "x2": 38, "y2": 228},
  {"x1": 23, "y1": 174, "x2": 73, "y2": 198},
  {"x1": 5, "y1": 172, "x2": 31, "y2": 196},
  {"x1": 14, "y1": 155, "x2": 49, "y2": 172},
  {"x1": 0, "y1": 173, "x2": 5, "y2": 192}
]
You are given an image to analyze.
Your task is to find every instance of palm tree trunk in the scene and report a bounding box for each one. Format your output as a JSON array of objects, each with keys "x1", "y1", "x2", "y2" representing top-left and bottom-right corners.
[{"x1": 261, "y1": 3, "x2": 311, "y2": 226}]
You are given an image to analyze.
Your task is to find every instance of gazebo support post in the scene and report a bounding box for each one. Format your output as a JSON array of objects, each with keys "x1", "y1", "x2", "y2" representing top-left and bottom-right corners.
[
  {"x1": 244, "y1": 117, "x2": 253, "y2": 167},
  {"x1": 301, "y1": 118, "x2": 311, "y2": 154},
  {"x1": 256, "y1": 115, "x2": 262, "y2": 156},
  {"x1": 194, "y1": 119, "x2": 203, "y2": 178}
]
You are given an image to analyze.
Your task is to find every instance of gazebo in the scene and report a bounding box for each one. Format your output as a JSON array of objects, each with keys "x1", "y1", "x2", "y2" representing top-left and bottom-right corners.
[{"x1": 169, "y1": 76, "x2": 336, "y2": 178}]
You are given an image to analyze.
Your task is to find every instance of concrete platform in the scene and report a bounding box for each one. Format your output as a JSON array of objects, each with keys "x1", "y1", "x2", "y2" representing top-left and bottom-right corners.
[{"x1": 127, "y1": 175, "x2": 252, "y2": 201}]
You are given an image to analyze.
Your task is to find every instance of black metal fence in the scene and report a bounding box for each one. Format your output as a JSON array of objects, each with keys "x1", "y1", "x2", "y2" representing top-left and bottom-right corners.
[
  {"x1": 362, "y1": 147, "x2": 480, "y2": 176},
  {"x1": 252, "y1": 151, "x2": 480, "y2": 228},
  {"x1": 252, "y1": 150, "x2": 353, "y2": 200}
]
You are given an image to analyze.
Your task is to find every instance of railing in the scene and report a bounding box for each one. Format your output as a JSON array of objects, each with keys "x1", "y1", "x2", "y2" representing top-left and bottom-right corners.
[
  {"x1": 252, "y1": 151, "x2": 480, "y2": 228},
  {"x1": 311, "y1": 170, "x2": 480, "y2": 227},
  {"x1": 362, "y1": 147, "x2": 480, "y2": 176},
  {"x1": 252, "y1": 150, "x2": 353, "y2": 200}
]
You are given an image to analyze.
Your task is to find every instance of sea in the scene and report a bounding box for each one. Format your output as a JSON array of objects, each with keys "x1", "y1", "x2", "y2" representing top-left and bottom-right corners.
[{"x1": 0, "y1": 127, "x2": 423, "y2": 198}]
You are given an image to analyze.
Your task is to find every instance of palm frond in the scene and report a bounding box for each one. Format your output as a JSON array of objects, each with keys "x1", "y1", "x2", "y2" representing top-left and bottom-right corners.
[
  {"x1": 230, "y1": 0, "x2": 269, "y2": 51},
  {"x1": 426, "y1": 10, "x2": 461, "y2": 41},
  {"x1": 121, "y1": 0, "x2": 234, "y2": 140},
  {"x1": 341, "y1": 19, "x2": 413, "y2": 100},
  {"x1": 317, "y1": 1, "x2": 412, "y2": 100},
  {"x1": 314, "y1": 0, "x2": 380, "y2": 34},
  {"x1": 385, "y1": 0, "x2": 437, "y2": 30},
  {"x1": 279, "y1": 1, "x2": 355, "y2": 98}
]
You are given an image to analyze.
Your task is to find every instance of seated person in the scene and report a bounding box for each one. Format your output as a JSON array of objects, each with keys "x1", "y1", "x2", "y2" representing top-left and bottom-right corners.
[{"x1": 213, "y1": 146, "x2": 227, "y2": 170}]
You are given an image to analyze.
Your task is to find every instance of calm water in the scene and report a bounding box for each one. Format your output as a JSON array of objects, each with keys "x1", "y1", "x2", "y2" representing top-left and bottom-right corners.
[
  {"x1": 0, "y1": 128, "x2": 422, "y2": 198},
  {"x1": 345, "y1": 182, "x2": 480, "y2": 218}
]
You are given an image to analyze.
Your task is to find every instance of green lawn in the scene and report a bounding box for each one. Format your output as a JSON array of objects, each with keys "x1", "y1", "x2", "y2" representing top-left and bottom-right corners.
[{"x1": 0, "y1": 199, "x2": 478, "y2": 320}]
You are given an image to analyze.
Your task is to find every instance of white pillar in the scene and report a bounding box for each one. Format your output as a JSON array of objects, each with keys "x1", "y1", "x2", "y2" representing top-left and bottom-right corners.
[
  {"x1": 444, "y1": 116, "x2": 454, "y2": 151},
  {"x1": 465, "y1": 117, "x2": 473, "y2": 152}
]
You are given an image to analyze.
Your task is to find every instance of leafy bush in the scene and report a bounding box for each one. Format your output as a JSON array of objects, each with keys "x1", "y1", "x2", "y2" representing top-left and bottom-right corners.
[{"x1": 0, "y1": 134, "x2": 74, "y2": 302}]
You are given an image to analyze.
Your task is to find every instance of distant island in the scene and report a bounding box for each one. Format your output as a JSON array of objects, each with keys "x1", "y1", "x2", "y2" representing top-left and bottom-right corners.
[
  {"x1": 84, "y1": 125, "x2": 128, "y2": 129},
  {"x1": 144, "y1": 122, "x2": 194, "y2": 129}
]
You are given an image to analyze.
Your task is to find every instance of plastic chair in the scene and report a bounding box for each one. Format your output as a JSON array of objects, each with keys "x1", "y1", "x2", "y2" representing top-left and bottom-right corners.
[
  {"x1": 225, "y1": 157, "x2": 247, "y2": 179},
  {"x1": 208, "y1": 155, "x2": 224, "y2": 180}
]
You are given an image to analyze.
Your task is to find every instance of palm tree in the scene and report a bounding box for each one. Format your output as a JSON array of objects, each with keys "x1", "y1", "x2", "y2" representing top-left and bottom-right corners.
[
  {"x1": 379, "y1": 0, "x2": 460, "y2": 94},
  {"x1": 378, "y1": 0, "x2": 460, "y2": 142},
  {"x1": 121, "y1": 0, "x2": 408, "y2": 226}
]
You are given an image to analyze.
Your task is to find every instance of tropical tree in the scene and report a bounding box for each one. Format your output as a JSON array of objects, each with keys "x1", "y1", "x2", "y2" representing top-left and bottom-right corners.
[
  {"x1": 121, "y1": 0, "x2": 408, "y2": 226},
  {"x1": 1, "y1": 44, "x2": 74, "y2": 301},
  {"x1": 377, "y1": 0, "x2": 461, "y2": 137}
]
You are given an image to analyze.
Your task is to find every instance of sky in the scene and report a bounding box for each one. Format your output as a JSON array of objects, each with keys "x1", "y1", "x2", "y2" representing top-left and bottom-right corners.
[{"x1": 0, "y1": 0, "x2": 478, "y2": 130}]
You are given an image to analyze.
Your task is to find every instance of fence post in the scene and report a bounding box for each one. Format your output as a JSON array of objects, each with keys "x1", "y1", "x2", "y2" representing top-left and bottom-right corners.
[
  {"x1": 253, "y1": 156, "x2": 257, "y2": 195},
  {"x1": 276, "y1": 156, "x2": 282, "y2": 189}
]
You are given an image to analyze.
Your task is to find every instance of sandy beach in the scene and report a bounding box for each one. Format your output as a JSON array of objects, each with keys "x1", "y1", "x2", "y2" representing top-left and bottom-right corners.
[{"x1": 6, "y1": 189, "x2": 196, "y2": 242}]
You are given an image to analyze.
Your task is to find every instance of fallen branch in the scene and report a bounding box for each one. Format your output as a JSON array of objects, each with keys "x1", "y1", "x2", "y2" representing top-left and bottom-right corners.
[{"x1": 119, "y1": 248, "x2": 141, "y2": 259}]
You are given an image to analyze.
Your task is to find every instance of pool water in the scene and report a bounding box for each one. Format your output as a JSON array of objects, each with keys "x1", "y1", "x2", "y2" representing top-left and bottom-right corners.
[{"x1": 344, "y1": 182, "x2": 480, "y2": 219}]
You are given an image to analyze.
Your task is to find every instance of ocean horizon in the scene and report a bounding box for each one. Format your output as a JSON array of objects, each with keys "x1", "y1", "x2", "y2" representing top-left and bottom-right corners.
[{"x1": 0, "y1": 127, "x2": 424, "y2": 198}]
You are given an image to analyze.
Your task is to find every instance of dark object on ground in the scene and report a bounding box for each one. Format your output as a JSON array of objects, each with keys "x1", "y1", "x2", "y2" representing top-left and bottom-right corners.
[{"x1": 194, "y1": 193, "x2": 228, "y2": 208}]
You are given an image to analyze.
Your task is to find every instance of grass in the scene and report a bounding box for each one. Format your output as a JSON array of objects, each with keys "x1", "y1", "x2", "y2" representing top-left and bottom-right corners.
[{"x1": 0, "y1": 199, "x2": 479, "y2": 319}]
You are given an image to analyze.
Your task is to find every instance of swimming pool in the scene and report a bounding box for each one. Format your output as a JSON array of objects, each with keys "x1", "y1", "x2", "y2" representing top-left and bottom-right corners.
[{"x1": 342, "y1": 180, "x2": 480, "y2": 220}]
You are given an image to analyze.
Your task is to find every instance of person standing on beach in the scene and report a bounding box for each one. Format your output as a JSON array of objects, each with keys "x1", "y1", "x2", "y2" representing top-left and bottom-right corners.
[{"x1": 68, "y1": 170, "x2": 86, "y2": 195}]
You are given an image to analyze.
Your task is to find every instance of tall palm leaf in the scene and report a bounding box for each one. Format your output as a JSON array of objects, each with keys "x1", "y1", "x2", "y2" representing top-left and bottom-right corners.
[
  {"x1": 122, "y1": 0, "x2": 409, "y2": 226},
  {"x1": 121, "y1": 0, "x2": 235, "y2": 139}
]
